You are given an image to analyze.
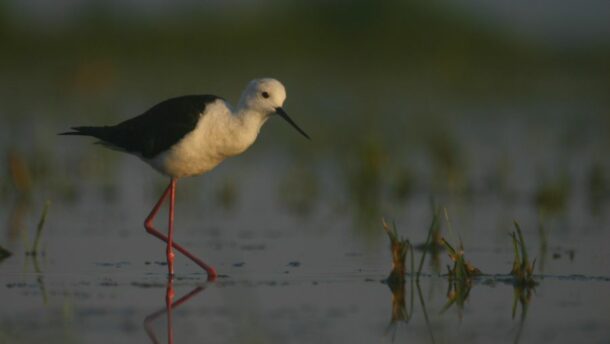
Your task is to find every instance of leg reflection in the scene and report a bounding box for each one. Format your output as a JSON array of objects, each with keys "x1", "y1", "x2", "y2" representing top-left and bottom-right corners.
[{"x1": 144, "y1": 278, "x2": 208, "y2": 344}]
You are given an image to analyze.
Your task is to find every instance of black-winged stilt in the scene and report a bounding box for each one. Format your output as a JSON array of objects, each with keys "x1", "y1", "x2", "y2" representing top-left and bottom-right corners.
[{"x1": 61, "y1": 78, "x2": 309, "y2": 278}]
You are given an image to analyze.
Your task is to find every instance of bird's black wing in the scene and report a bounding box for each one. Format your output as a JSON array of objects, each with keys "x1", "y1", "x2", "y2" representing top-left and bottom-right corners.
[{"x1": 61, "y1": 95, "x2": 221, "y2": 159}]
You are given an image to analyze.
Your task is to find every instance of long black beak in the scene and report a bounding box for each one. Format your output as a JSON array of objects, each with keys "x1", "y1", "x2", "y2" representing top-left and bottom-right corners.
[{"x1": 275, "y1": 107, "x2": 310, "y2": 140}]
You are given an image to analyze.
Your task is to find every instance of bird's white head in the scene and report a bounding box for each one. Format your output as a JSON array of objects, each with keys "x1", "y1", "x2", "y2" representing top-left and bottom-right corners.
[
  {"x1": 238, "y1": 78, "x2": 287, "y2": 113},
  {"x1": 238, "y1": 78, "x2": 309, "y2": 139}
]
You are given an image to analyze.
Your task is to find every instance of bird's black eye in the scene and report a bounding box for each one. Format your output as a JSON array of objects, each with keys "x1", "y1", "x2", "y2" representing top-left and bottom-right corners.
[{"x1": 262, "y1": 91, "x2": 270, "y2": 99}]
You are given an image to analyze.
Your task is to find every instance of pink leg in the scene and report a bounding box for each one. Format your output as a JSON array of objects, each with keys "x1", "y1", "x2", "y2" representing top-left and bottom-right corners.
[
  {"x1": 144, "y1": 180, "x2": 217, "y2": 280},
  {"x1": 167, "y1": 179, "x2": 176, "y2": 275}
]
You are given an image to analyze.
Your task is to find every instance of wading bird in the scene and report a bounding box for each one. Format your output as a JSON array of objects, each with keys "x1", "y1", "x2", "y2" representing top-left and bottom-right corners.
[{"x1": 61, "y1": 78, "x2": 309, "y2": 279}]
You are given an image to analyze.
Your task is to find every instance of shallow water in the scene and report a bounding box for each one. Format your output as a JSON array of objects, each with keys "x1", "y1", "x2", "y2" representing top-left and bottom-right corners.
[{"x1": 2, "y1": 152, "x2": 610, "y2": 343}]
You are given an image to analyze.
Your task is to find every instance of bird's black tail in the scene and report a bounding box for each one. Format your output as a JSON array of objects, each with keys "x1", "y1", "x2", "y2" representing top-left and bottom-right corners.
[{"x1": 59, "y1": 126, "x2": 109, "y2": 139}]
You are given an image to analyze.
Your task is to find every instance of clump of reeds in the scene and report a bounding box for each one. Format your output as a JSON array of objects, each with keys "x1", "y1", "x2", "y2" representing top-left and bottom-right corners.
[
  {"x1": 510, "y1": 221, "x2": 537, "y2": 287},
  {"x1": 26, "y1": 201, "x2": 50, "y2": 256},
  {"x1": 441, "y1": 237, "x2": 481, "y2": 313},
  {"x1": 382, "y1": 219, "x2": 415, "y2": 337},
  {"x1": 440, "y1": 208, "x2": 480, "y2": 281},
  {"x1": 442, "y1": 238, "x2": 481, "y2": 280},
  {"x1": 382, "y1": 219, "x2": 411, "y2": 285}
]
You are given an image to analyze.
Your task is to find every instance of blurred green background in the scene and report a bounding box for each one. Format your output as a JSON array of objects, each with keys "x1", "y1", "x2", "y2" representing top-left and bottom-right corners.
[{"x1": 1, "y1": 0, "x2": 610, "y2": 228}]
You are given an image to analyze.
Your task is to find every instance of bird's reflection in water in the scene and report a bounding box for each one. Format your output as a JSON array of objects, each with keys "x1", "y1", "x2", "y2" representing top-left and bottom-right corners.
[{"x1": 144, "y1": 277, "x2": 211, "y2": 344}]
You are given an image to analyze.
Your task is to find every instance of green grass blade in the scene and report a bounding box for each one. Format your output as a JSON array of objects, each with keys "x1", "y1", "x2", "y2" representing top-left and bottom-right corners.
[
  {"x1": 513, "y1": 220, "x2": 529, "y2": 266},
  {"x1": 31, "y1": 201, "x2": 51, "y2": 255},
  {"x1": 441, "y1": 238, "x2": 457, "y2": 257},
  {"x1": 510, "y1": 232, "x2": 520, "y2": 273},
  {"x1": 417, "y1": 211, "x2": 438, "y2": 278}
]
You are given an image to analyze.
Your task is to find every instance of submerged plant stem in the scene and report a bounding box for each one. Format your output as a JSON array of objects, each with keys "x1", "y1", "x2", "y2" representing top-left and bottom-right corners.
[
  {"x1": 417, "y1": 211, "x2": 439, "y2": 279},
  {"x1": 30, "y1": 201, "x2": 50, "y2": 255}
]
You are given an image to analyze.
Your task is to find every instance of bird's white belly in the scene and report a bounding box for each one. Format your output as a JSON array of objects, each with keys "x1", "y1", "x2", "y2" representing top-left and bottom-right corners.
[
  {"x1": 150, "y1": 144, "x2": 225, "y2": 178},
  {"x1": 147, "y1": 102, "x2": 257, "y2": 178}
]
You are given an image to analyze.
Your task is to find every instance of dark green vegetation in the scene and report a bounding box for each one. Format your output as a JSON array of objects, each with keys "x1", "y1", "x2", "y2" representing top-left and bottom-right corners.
[
  {"x1": 1, "y1": 2, "x2": 609, "y2": 233},
  {"x1": 510, "y1": 221, "x2": 537, "y2": 287},
  {"x1": 383, "y1": 211, "x2": 545, "y2": 327},
  {"x1": 440, "y1": 236, "x2": 481, "y2": 314}
]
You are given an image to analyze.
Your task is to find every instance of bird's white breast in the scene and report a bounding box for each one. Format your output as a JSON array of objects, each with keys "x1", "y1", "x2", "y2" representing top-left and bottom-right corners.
[{"x1": 148, "y1": 99, "x2": 259, "y2": 178}]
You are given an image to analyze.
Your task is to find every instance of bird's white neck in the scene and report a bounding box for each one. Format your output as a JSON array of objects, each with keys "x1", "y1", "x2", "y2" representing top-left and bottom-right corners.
[
  {"x1": 234, "y1": 107, "x2": 270, "y2": 135},
  {"x1": 212, "y1": 106, "x2": 270, "y2": 158}
]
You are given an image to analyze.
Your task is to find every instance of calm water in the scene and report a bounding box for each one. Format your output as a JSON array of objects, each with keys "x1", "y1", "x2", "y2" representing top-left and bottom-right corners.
[{"x1": 2, "y1": 145, "x2": 610, "y2": 343}]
